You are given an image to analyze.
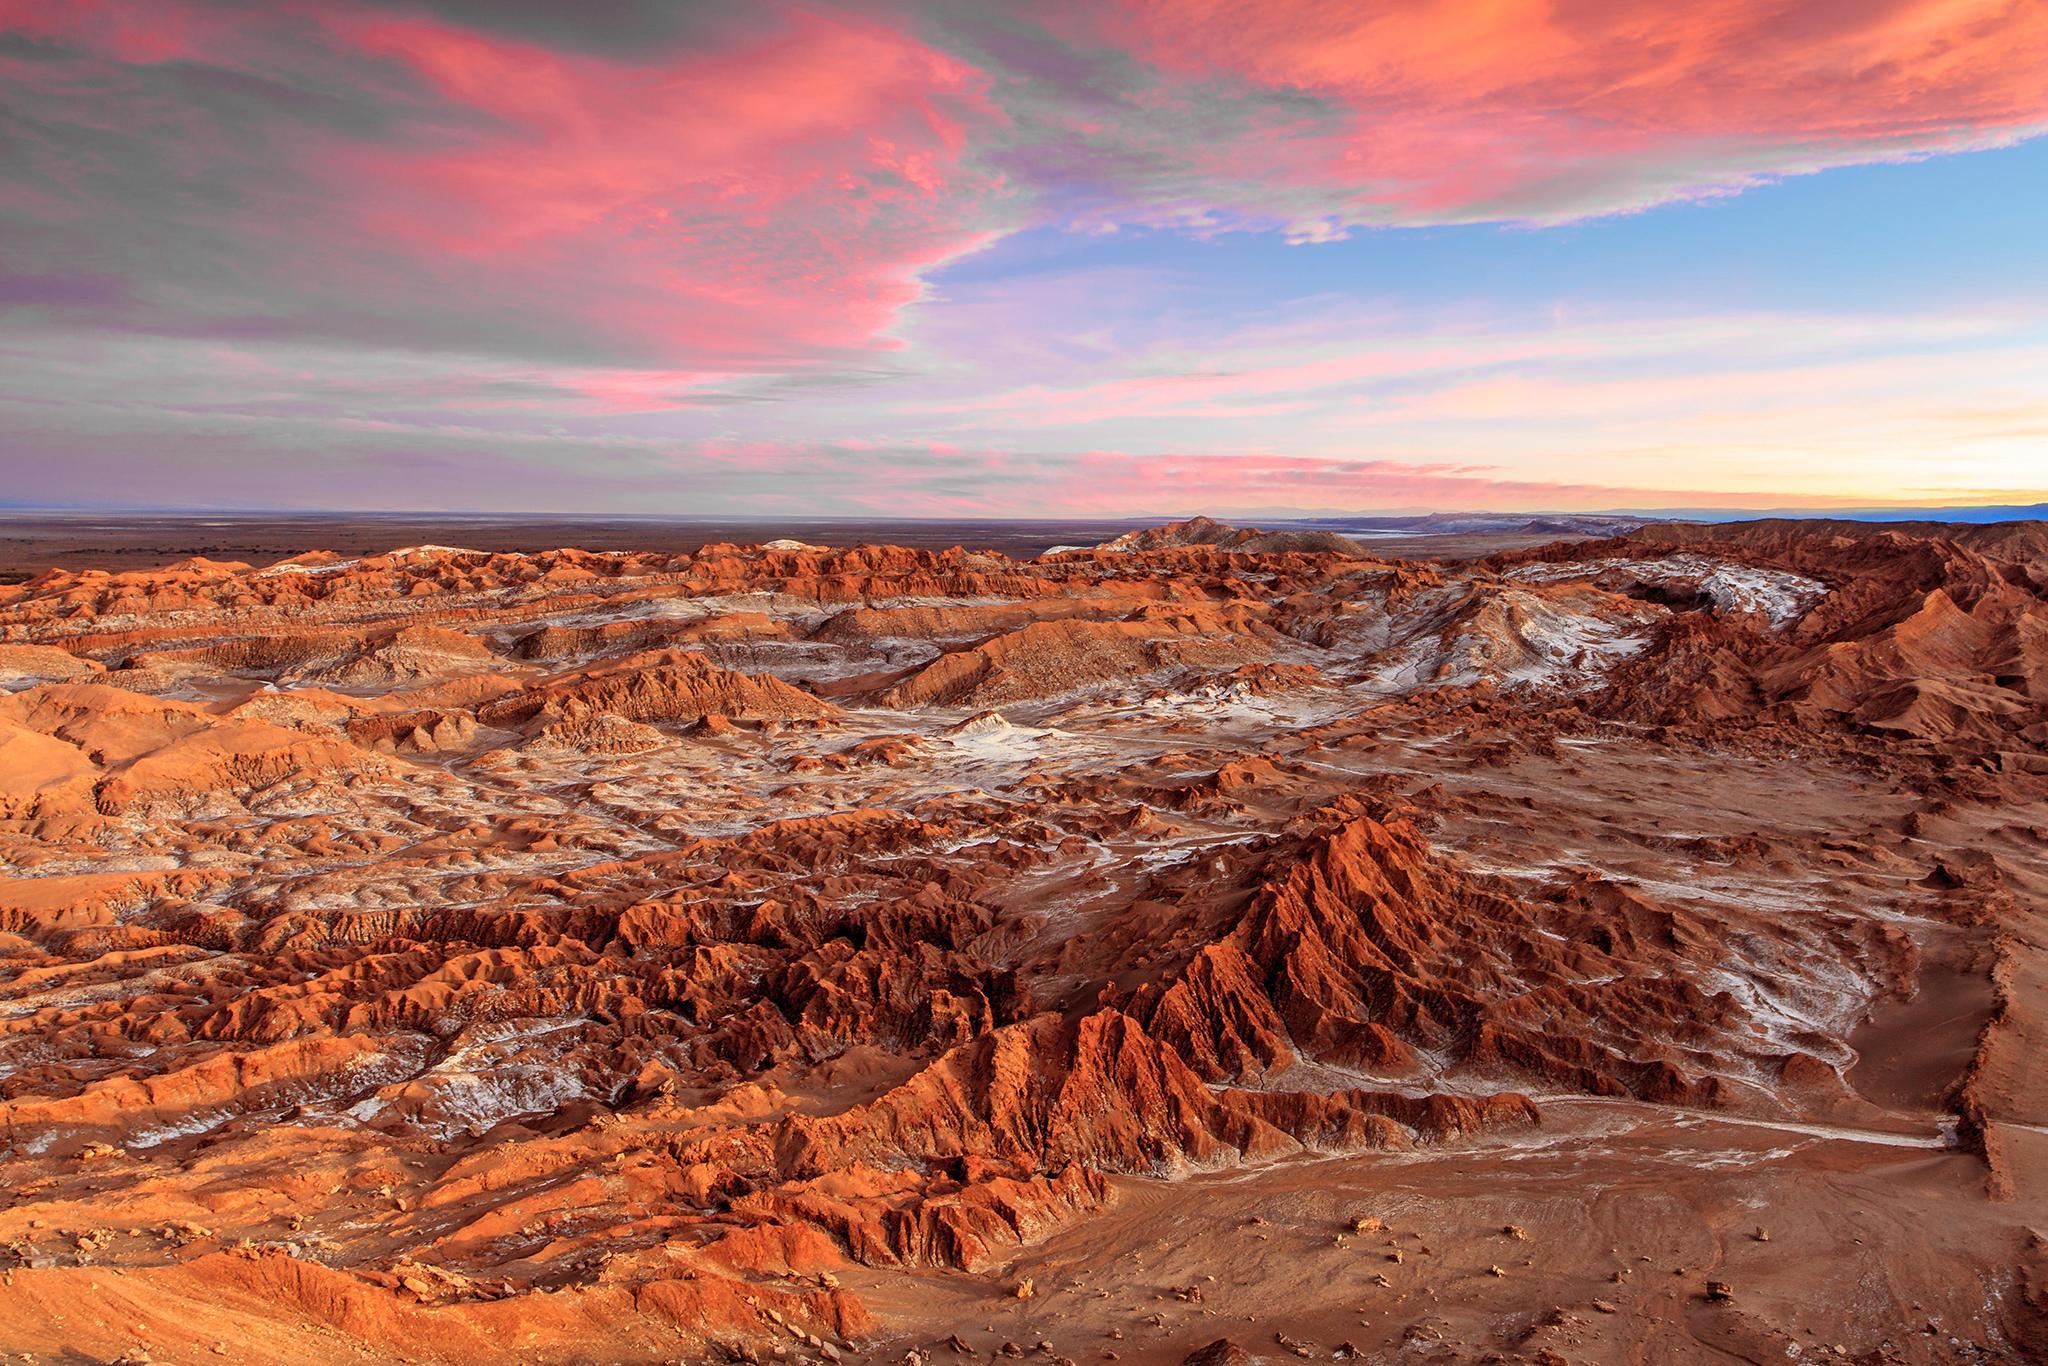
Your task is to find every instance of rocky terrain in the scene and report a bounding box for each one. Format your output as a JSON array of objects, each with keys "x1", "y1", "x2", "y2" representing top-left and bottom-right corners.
[{"x1": 0, "y1": 519, "x2": 2043, "y2": 1364}]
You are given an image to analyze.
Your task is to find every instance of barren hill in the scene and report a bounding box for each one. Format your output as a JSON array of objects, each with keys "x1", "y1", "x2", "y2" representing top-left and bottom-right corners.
[{"x1": 0, "y1": 520, "x2": 2043, "y2": 1362}]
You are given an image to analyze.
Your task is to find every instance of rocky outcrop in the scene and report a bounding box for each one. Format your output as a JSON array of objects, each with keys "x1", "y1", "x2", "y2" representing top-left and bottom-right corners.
[
  {"x1": 0, "y1": 520, "x2": 2038, "y2": 1362},
  {"x1": 882, "y1": 619, "x2": 1255, "y2": 708},
  {"x1": 479, "y1": 650, "x2": 839, "y2": 729},
  {"x1": 1090, "y1": 516, "x2": 1372, "y2": 556}
]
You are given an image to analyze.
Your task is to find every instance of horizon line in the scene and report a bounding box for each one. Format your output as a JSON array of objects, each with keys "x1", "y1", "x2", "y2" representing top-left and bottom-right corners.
[{"x1": 2, "y1": 503, "x2": 2046, "y2": 524}]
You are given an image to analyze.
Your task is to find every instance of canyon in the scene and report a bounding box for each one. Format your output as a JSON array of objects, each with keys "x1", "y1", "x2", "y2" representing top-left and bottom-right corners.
[{"x1": 0, "y1": 517, "x2": 2044, "y2": 1364}]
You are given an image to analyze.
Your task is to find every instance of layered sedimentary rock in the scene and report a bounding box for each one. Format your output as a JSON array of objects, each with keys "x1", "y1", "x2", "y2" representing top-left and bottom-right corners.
[{"x1": 1, "y1": 522, "x2": 2044, "y2": 1362}]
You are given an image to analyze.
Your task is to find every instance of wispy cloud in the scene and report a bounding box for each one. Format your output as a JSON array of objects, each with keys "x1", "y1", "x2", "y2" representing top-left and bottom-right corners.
[
  {"x1": 0, "y1": 2, "x2": 1018, "y2": 369},
  {"x1": 1054, "y1": 0, "x2": 2048, "y2": 232},
  {"x1": 3, "y1": 301, "x2": 2041, "y2": 512},
  {"x1": 1, "y1": 0, "x2": 2045, "y2": 511}
]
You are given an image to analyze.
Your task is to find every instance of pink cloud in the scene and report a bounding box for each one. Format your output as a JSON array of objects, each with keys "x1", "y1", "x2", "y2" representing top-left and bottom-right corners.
[
  {"x1": 0, "y1": 0, "x2": 230, "y2": 63},
  {"x1": 320, "y1": 9, "x2": 1009, "y2": 365},
  {"x1": 645, "y1": 440, "x2": 1871, "y2": 517},
  {"x1": 1076, "y1": 0, "x2": 2048, "y2": 227},
  {"x1": 3, "y1": 0, "x2": 2046, "y2": 523},
  {"x1": 1010, "y1": 449, "x2": 1751, "y2": 516},
  {"x1": 0, "y1": 1, "x2": 1016, "y2": 368},
  {"x1": 4, "y1": 0, "x2": 2044, "y2": 380}
]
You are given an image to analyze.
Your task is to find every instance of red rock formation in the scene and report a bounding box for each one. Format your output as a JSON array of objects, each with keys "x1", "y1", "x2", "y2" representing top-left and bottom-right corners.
[
  {"x1": 882, "y1": 618, "x2": 1257, "y2": 708},
  {"x1": 479, "y1": 649, "x2": 839, "y2": 728},
  {"x1": 0, "y1": 519, "x2": 2039, "y2": 1361}
]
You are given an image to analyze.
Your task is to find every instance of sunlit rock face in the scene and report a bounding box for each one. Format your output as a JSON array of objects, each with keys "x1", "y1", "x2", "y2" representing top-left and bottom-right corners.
[{"x1": 1, "y1": 520, "x2": 2045, "y2": 1361}]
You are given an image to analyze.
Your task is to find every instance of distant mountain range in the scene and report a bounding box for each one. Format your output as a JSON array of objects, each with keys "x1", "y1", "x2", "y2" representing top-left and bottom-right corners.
[
  {"x1": 3, "y1": 501, "x2": 2043, "y2": 529},
  {"x1": 1223, "y1": 504, "x2": 2048, "y2": 536}
]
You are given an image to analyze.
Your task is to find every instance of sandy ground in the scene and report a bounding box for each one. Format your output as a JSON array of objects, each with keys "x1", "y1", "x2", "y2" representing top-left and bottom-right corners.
[{"x1": 0, "y1": 524, "x2": 2042, "y2": 1364}]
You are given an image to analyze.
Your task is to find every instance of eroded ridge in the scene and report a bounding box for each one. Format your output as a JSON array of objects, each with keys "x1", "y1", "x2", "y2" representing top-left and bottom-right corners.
[{"x1": 1, "y1": 519, "x2": 2045, "y2": 1362}]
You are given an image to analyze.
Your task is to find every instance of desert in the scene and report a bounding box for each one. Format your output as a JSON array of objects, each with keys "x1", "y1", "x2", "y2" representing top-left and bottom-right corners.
[
  {"x1": 0, "y1": 516, "x2": 2042, "y2": 1364},
  {"x1": 9, "y1": 0, "x2": 2048, "y2": 1359}
]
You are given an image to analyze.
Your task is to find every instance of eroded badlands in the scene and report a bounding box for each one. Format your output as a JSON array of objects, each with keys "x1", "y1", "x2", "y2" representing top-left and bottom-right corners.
[{"x1": 1, "y1": 518, "x2": 2045, "y2": 1363}]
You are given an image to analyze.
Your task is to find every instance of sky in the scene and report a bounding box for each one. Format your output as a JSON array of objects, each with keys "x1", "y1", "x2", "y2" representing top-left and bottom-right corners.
[{"x1": 1, "y1": 0, "x2": 2045, "y2": 518}]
